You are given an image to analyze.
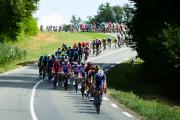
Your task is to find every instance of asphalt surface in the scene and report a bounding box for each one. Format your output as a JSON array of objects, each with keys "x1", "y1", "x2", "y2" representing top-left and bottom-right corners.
[{"x1": 0, "y1": 46, "x2": 138, "y2": 120}]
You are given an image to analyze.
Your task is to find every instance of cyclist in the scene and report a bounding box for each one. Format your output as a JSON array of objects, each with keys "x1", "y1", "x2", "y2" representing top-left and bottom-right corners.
[
  {"x1": 62, "y1": 43, "x2": 67, "y2": 50},
  {"x1": 99, "y1": 39, "x2": 102, "y2": 53},
  {"x1": 94, "y1": 64, "x2": 101, "y2": 74},
  {"x1": 52, "y1": 59, "x2": 61, "y2": 89},
  {"x1": 94, "y1": 70, "x2": 107, "y2": 102},
  {"x1": 85, "y1": 62, "x2": 93, "y2": 99},
  {"x1": 42, "y1": 55, "x2": 48, "y2": 80},
  {"x1": 82, "y1": 42, "x2": 86, "y2": 48},
  {"x1": 74, "y1": 49, "x2": 79, "y2": 62},
  {"x1": 78, "y1": 45, "x2": 83, "y2": 62},
  {"x1": 38, "y1": 56, "x2": 44, "y2": 76},
  {"x1": 73, "y1": 43, "x2": 78, "y2": 48},
  {"x1": 69, "y1": 47, "x2": 75, "y2": 64},
  {"x1": 79, "y1": 62, "x2": 87, "y2": 96},
  {"x1": 95, "y1": 39, "x2": 100, "y2": 56},
  {"x1": 114, "y1": 38, "x2": 117, "y2": 48},
  {"x1": 62, "y1": 60, "x2": 71, "y2": 90},
  {"x1": 84, "y1": 46, "x2": 90, "y2": 61},
  {"x1": 107, "y1": 37, "x2": 112, "y2": 49},
  {"x1": 102, "y1": 38, "x2": 107, "y2": 50},
  {"x1": 55, "y1": 48, "x2": 61, "y2": 56},
  {"x1": 92, "y1": 40, "x2": 96, "y2": 55},
  {"x1": 47, "y1": 55, "x2": 54, "y2": 82},
  {"x1": 51, "y1": 54, "x2": 56, "y2": 62},
  {"x1": 72, "y1": 62, "x2": 80, "y2": 79},
  {"x1": 72, "y1": 62, "x2": 80, "y2": 89},
  {"x1": 117, "y1": 32, "x2": 121, "y2": 47}
]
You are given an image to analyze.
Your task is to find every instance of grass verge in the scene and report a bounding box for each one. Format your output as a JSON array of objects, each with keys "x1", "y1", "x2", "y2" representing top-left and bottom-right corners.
[
  {"x1": 107, "y1": 59, "x2": 180, "y2": 120},
  {"x1": 109, "y1": 89, "x2": 180, "y2": 120},
  {"x1": 0, "y1": 32, "x2": 109, "y2": 73}
]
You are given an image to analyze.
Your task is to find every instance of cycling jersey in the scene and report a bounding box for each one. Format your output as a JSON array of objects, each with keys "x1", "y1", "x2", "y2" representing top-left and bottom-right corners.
[
  {"x1": 70, "y1": 49, "x2": 75, "y2": 58},
  {"x1": 85, "y1": 66, "x2": 91, "y2": 75},
  {"x1": 42, "y1": 56, "x2": 48, "y2": 67},
  {"x1": 88, "y1": 69, "x2": 93, "y2": 78},
  {"x1": 74, "y1": 51, "x2": 79, "y2": 61},
  {"x1": 48, "y1": 59, "x2": 54, "y2": 69},
  {"x1": 53, "y1": 61, "x2": 60, "y2": 73},
  {"x1": 63, "y1": 64, "x2": 69, "y2": 74},
  {"x1": 108, "y1": 38, "x2": 112, "y2": 43},
  {"x1": 73, "y1": 67, "x2": 79, "y2": 75},
  {"x1": 80, "y1": 67, "x2": 86, "y2": 78},
  {"x1": 95, "y1": 73, "x2": 106, "y2": 88},
  {"x1": 38, "y1": 56, "x2": 43, "y2": 67}
]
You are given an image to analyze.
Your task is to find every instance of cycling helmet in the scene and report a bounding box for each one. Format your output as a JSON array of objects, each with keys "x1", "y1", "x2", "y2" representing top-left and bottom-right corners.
[
  {"x1": 87, "y1": 62, "x2": 92, "y2": 66},
  {"x1": 64, "y1": 58, "x2": 68, "y2": 62},
  {"x1": 98, "y1": 70, "x2": 104, "y2": 77},
  {"x1": 61, "y1": 62, "x2": 65, "y2": 65},
  {"x1": 51, "y1": 54, "x2": 55, "y2": 59},
  {"x1": 74, "y1": 62, "x2": 78, "y2": 67}
]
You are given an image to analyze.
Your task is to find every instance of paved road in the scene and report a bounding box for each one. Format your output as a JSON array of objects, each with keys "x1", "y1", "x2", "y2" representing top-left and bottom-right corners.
[{"x1": 0, "y1": 47, "x2": 138, "y2": 120}]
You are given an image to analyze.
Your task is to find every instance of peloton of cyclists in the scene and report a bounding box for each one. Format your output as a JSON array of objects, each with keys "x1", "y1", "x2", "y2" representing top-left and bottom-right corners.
[{"x1": 38, "y1": 37, "x2": 120, "y2": 102}]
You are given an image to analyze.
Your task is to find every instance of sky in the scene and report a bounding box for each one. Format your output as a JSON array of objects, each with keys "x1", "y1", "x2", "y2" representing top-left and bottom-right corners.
[{"x1": 34, "y1": 0, "x2": 131, "y2": 26}]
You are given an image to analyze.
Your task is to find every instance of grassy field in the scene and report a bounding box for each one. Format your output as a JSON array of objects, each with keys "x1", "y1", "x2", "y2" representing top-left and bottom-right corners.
[
  {"x1": 0, "y1": 32, "x2": 109, "y2": 73},
  {"x1": 107, "y1": 59, "x2": 180, "y2": 120}
]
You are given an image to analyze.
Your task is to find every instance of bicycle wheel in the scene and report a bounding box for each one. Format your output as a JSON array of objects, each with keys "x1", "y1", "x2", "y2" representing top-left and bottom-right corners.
[
  {"x1": 97, "y1": 95, "x2": 101, "y2": 114},
  {"x1": 75, "y1": 79, "x2": 78, "y2": 93},
  {"x1": 81, "y1": 81, "x2": 85, "y2": 98},
  {"x1": 81, "y1": 87, "x2": 85, "y2": 98},
  {"x1": 96, "y1": 103, "x2": 100, "y2": 114},
  {"x1": 43, "y1": 72, "x2": 45, "y2": 80},
  {"x1": 53, "y1": 79, "x2": 57, "y2": 89}
]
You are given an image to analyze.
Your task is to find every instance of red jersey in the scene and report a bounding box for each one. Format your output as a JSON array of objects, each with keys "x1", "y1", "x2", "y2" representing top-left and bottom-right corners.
[{"x1": 53, "y1": 61, "x2": 60, "y2": 73}]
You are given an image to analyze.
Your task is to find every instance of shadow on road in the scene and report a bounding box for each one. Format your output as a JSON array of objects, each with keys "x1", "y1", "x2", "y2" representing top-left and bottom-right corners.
[
  {"x1": 0, "y1": 63, "x2": 115, "y2": 90},
  {"x1": 63, "y1": 90, "x2": 97, "y2": 114}
]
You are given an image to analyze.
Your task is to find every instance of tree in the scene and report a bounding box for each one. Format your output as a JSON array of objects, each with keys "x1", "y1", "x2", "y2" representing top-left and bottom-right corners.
[
  {"x1": 123, "y1": 4, "x2": 134, "y2": 23},
  {"x1": 0, "y1": 0, "x2": 39, "y2": 41},
  {"x1": 130, "y1": 0, "x2": 180, "y2": 70},
  {"x1": 70, "y1": 15, "x2": 81, "y2": 25},
  {"x1": 86, "y1": 16, "x2": 94, "y2": 24},
  {"x1": 95, "y1": 3, "x2": 116, "y2": 24},
  {"x1": 112, "y1": 5, "x2": 124, "y2": 23}
]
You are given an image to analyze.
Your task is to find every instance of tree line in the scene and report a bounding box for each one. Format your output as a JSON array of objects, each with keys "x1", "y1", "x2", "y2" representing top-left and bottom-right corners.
[
  {"x1": 129, "y1": 0, "x2": 180, "y2": 99},
  {"x1": 0, "y1": 0, "x2": 39, "y2": 42},
  {"x1": 70, "y1": 3, "x2": 134, "y2": 29}
]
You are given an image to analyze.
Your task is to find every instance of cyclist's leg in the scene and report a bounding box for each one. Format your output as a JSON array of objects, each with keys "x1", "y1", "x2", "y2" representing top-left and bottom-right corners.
[{"x1": 100, "y1": 80, "x2": 105, "y2": 99}]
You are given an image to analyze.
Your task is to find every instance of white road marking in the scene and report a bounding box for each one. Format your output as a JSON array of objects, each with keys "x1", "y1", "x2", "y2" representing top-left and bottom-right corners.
[
  {"x1": 30, "y1": 80, "x2": 43, "y2": 120},
  {"x1": 0, "y1": 66, "x2": 28, "y2": 76},
  {"x1": 105, "y1": 69, "x2": 109, "y2": 72},
  {"x1": 103, "y1": 97, "x2": 109, "y2": 101},
  {"x1": 88, "y1": 47, "x2": 129, "y2": 61},
  {"x1": 122, "y1": 112, "x2": 134, "y2": 118},
  {"x1": 123, "y1": 58, "x2": 130, "y2": 62},
  {"x1": 116, "y1": 58, "x2": 130, "y2": 64},
  {"x1": 111, "y1": 65, "x2": 115, "y2": 68},
  {"x1": 111, "y1": 103, "x2": 118, "y2": 108}
]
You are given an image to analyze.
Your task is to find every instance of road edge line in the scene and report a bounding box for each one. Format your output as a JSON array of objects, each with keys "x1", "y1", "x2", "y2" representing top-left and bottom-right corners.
[
  {"x1": 122, "y1": 112, "x2": 134, "y2": 118},
  {"x1": 30, "y1": 80, "x2": 43, "y2": 120}
]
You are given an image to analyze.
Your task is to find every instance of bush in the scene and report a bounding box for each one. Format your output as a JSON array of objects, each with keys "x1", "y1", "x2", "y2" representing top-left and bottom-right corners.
[
  {"x1": 16, "y1": 17, "x2": 39, "y2": 41},
  {"x1": 159, "y1": 25, "x2": 180, "y2": 70},
  {"x1": 23, "y1": 17, "x2": 39, "y2": 36},
  {"x1": 0, "y1": 43, "x2": 26, "y2": 65}
]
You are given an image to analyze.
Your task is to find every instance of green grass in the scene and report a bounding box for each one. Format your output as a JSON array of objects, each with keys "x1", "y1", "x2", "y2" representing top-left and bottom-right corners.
[
  {"x1": 0, "y1": 32, "x2": 109, "y2": 73},
  {"x1": 107, "y1": 59, "x2": 180, "y2": 120},
  {"x1": 0, "y1": 43, "x2": 26, "y2": 65},
  {"x1": 110, "y1": 89, "x2": 180, "y2": 120}
]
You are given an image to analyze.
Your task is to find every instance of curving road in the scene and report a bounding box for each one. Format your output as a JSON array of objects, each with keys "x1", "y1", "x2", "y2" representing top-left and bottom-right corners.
[{"x1": 0, "y1": 46, "x2": 138, "y2": 120}]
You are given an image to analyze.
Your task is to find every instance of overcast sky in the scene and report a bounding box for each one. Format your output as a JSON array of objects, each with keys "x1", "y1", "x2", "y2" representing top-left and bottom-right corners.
[{"x1": 34, "y1": 0, "x2": 131, "y2": 26}]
